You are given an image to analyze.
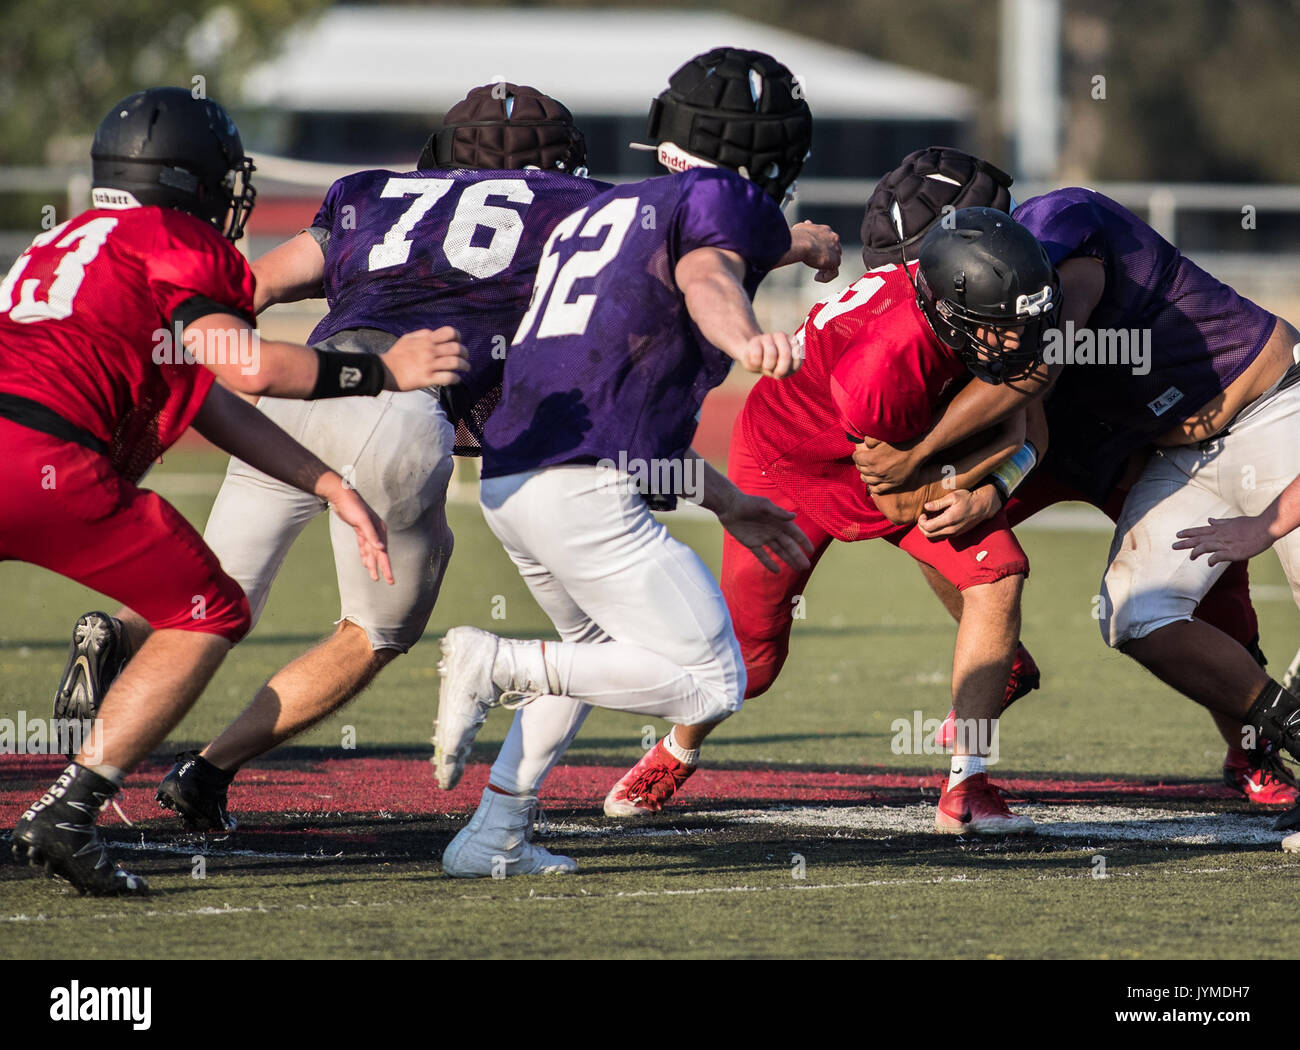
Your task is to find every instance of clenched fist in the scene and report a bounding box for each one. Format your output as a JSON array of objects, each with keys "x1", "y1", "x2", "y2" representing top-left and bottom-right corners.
[
  {"x1": 380, "y1": 326, "x2": 470, "y2": 391},
  {"x1": 739, "y1": 331, "x2": 802, "y2": 379},
  {"x1": 790, "y1": 220, "x2": 842, "y2": 283}
]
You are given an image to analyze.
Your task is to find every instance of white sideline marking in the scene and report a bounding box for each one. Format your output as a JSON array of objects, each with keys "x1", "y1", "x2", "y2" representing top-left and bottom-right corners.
[{"x1": 695, "y1": 803, "x2": 1285, "y2": 846}]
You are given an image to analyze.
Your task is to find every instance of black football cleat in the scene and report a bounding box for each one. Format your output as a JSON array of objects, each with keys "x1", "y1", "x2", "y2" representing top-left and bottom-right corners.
[
  {"x1": 155, "y1": 751, "x2": 237, "y2": 833},
  {"x1": 11, "y1": 763, "x2": 148, "y2": 896},
  {"x1": 53, "y1": 612, "x2": 134, "y2": 749}
]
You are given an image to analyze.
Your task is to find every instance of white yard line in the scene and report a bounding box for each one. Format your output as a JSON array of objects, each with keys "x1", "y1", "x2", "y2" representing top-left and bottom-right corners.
[{"x1": 691, "y1": 802, "x2": 1287, "y2": 846}]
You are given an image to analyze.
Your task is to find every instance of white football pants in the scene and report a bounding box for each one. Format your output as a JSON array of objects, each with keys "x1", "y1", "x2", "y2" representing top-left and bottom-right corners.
[
  {"x1": 479, "y1": 464, "x2": 745, "y2": 794},
  {"x1": 205, "y1": 387, "x2": 455, "y2": 652},
  {"x1": 1101, "y1": 372, "x2": 1300, "y2": 646}
]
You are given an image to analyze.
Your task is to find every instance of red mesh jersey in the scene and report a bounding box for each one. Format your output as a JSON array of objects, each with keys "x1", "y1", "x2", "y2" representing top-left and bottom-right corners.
[
  {"x1": 739, "y1": 263, "x2": 968, "y2": 542},
  {"x1": 0, "y1": 206, "x2": 254, "y2": 481}
]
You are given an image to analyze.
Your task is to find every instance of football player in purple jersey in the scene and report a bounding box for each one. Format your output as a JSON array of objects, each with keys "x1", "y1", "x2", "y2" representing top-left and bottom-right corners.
[
  {"x1": 853, "y1": 188, "x2": 1300, "y2": 823},
  {"x1": 52, "y1": 83, "x2": 611, "y2": 832},
  {"x1": 432, "y1": 48, "x2": 842, "y2": 877}
]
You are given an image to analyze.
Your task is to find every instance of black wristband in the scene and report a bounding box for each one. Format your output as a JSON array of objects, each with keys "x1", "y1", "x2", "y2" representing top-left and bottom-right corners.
[
  {"x1": 308, "y1": 349, "x2": 386, "y2": 399},
  {"x1": 982, "y1": 476, "x2": 1010, "y2": 508}
]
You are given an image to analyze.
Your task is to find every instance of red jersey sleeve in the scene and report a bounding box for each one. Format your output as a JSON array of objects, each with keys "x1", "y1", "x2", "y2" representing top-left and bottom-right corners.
[
  {"x1": 830, "y1": 325, "x2": 937, "y2": 445},
  {"x1": 146, "y1": 211, "x2": 256, "y2": 326}
]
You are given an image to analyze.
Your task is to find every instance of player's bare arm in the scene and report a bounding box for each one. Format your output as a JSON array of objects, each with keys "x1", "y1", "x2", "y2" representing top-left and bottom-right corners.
[
  {"x1": 183, "y1": 312, "x2": 469, "y2": 396},
  {"x1": 918, "y1": 399, "x2": 1050, "y2": 539},
  {"x1": 674, "y1": 246, "x2": 800, "y2": 378},
  {"x1": 251, "y1": 230, "x2": 327, "y2": 313},
  {"x1": 190, "y1": 383, "x2": 393, "y2": 585},
  {"x1": 776, "y1": 219, "x2": 841, "y2": 283},
  {"x1": 854, "y1": 255, "x2": 1103, "y2": 491},
  {"x1": 687, "y1": 450, "x2": 813, "y2": 574},
  {"x1": 868, "y1": 408, "x2": 1029, "y2": 527}
]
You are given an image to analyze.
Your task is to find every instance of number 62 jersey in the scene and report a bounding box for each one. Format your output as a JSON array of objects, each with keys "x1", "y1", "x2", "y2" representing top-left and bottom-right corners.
[
  {"x1": 308, "y1": 167, "x2": 609, "y2": 453},
  {"x1": 481, "y1": 168, "x2": 791, "y2": 483}
]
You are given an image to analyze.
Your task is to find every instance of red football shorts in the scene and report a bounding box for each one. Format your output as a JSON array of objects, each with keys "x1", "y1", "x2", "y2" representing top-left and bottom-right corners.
[
  {"x1": 723, "y1": 420, "x2": 1029, "y2": 698},
  {"x1": 0, "y1": 419, "x2": 250, "y2": 641}
]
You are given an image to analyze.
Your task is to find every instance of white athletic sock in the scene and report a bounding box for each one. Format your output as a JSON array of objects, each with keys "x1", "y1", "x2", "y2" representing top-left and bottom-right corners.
[
  {"x1": 662, "y1": 727, "x2": 700, "y2": 766},
  {"x1": 489, "y1": 695, "x2": 592, "y2": 796},
  {"x1": 948, "y1": 754, "x2": 986, "y2": 788},
  {"x1": 87, "y1": 764, "x2": 126, "y2": 786}
]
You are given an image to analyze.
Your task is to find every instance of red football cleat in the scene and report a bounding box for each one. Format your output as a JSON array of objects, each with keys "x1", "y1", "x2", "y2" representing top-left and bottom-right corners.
[
  {"x1": 1223, "y1": 743, "x2": 1299, "y2": 806},
  {"x1": 934, "y1": 642, "x2": 1040, "y2": 750},
  {"x1": 935, "y1": 773, "x2": 1035, "y2": 835},
  {"x1": 603, "y1": 740, "x2": 697, "y2": 818}
]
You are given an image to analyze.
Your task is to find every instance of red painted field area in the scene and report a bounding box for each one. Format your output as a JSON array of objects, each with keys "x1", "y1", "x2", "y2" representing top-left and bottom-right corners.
[{"x1": 0, "y1": 752, "x2": 1242, "y2": 827}]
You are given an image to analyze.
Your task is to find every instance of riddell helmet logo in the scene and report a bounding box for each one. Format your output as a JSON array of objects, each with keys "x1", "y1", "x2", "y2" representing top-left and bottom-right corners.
[{"x1": 657, "y1": 142, "x2": 717, "y2": 174}]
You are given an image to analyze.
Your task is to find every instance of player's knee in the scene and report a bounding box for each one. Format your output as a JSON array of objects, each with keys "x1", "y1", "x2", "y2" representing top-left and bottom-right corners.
[{"x1": 960, "y1": 571, "x2": 1024, "y2": 616}]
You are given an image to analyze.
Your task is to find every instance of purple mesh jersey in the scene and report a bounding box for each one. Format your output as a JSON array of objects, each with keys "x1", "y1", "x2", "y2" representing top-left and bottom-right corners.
[
  {"x1": 480, "y1": 168, "x2": 791, "y2": 486},
  {"x1": 1015, "y1": 188, "x2": 1277, "y2": 502},
  {"x1": 308, "y1": 168, "x2": 610, "y2": 453}
]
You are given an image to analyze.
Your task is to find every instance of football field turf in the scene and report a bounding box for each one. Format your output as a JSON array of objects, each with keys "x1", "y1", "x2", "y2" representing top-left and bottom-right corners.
[{"x1": 2, "y1": 448, "x2": 1299, "y2": 960}]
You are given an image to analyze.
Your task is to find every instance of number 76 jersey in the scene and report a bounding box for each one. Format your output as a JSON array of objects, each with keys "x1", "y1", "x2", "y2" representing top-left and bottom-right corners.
[{"x1": 308, "y1": 167, "x2": 609, "y2": 453}]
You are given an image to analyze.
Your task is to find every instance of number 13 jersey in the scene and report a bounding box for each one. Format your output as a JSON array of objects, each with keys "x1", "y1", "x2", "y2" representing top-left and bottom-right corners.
[{"x1": 0, "y1": 205, "x2": 254, "y2": 481}]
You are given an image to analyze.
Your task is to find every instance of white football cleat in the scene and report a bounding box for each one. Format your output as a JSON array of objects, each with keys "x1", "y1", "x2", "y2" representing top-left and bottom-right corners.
[
  {"x1": 1282, "y1": 830, "x2": 1300, "y2": 853},
  {"x1": 432, "y1": 626, "x2": 505, "y2": 790},
  {"x1": 442, "y1": 787, "x2": 577, "y2": 878}
]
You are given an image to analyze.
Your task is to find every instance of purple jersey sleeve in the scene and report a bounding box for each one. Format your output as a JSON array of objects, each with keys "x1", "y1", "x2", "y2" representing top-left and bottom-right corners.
[
  {"x1": 1012, "y1": 193, "x2": 1108, "y2": 269},
  {"x1": 311, "y1": 180, "x2": 343, "y2": 232},
  {"x1": 1015, "y1": 188, "x2": 1275, "y2": 475},
  {"x1": 670, "y1": 168, "x2": 791, "y2": 281}
]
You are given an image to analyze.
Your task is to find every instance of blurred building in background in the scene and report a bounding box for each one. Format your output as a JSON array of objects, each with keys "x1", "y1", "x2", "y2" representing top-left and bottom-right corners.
[{"x1": 236, "y1": 5, "x2": 975, "y2": 244}]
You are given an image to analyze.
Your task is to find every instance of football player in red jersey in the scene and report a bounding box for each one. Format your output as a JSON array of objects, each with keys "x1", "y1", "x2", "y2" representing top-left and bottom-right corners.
[
  {"x1": 2, "y1": 88, "x2": 467, "y2": 896},
  {"x1": 605, "y1": 148, "x2": 1050, "y2": 834}
]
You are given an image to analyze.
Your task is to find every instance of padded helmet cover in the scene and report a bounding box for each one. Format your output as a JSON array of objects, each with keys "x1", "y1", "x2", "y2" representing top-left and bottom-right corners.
[
  {"x1": 861, "y1": 146, "x2": 1014, "y2": 269},
  {"x1": 645, "y1": 47, "x2": 812, "y2": 202},
  {"x1": 420, "y1": 83, "x2": 587, "y2": 173}
]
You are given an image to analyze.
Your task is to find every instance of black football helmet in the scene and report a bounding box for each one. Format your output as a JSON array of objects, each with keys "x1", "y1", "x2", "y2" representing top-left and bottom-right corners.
[
  {"x1": 639, "y1": 47, "x2": 812, "y2": 205},
  {"x1": 915, "y1": 207, "x2": 1060, "y2": 384},
  {"x1": 91, "y1": 87, "x2": 255, "y2": 242},
  {"x1": 860, "y1": 146, "x2": 1014, "y2": 270},
  {"x1": 418, "y1": 83, "x2": 587, "y2": 174}
]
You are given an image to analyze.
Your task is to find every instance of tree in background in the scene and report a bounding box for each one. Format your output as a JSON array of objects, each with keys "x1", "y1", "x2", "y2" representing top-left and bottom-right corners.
[
  {"x1": 0, "y1": 0, "x2": 330, "y2": 163},
  {"x1": 2, "y1": 0, "x2": 1298, "y2": 181}
]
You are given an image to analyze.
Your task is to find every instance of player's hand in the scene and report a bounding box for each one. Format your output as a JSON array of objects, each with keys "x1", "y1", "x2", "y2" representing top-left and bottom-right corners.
[
  {"x1": 380, "y1": 326, "x2": 469, "y2": 391},
  {"x1": 791, "y1": 220, "x2": 841, "y2": 283},
  {"x1": 739, "y1": 332, "x2": 801, "y2": 379},
  {"x1": 326, "y1": 483, "x2": 394, "y2": 584},
  {"x1": 717, "y1": 492, "x2": 814, "y2": 574},
  {"x1": 1173, "y1": 515, "x2": 1273, "y2": 566},
  {"x1": 918, "y1": 486, "x2": 1000, "y2": 539},
  {"x1": 854, "y1": 436, "x2": 920, "y2": 493}
]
